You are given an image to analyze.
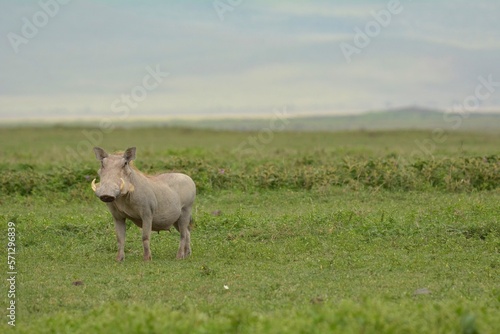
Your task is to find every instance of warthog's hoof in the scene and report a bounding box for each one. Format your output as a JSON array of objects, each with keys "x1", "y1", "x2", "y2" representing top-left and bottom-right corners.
[{"x1": 176, "y1": 250, "x2": 191, "y2": 259}]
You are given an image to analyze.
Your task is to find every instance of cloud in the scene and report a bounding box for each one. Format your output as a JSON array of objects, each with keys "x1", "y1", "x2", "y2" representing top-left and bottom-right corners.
[{"x1": 1, "y1": 0, "x2": 499, "y2": 119}]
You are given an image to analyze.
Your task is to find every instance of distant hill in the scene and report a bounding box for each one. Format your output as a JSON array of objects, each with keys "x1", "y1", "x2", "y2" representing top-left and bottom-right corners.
[{"x1": 166, "y1": 107, "x2": 500, "y2": 132}]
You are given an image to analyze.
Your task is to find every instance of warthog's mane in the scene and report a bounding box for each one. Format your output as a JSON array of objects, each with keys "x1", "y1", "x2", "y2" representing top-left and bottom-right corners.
[
  {"x1": 112, "y1": 151, "x2": 140, "y2": 173},
  {"x1": 112, "y1": 151, "x2": 162, "y2": 178}
]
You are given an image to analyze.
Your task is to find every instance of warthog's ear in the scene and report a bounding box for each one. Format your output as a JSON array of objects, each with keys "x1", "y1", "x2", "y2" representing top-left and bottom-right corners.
[
  {"x1": 93, "y1": 147, "x2": 108, "y2": 161},
  {"x1": 123, "y1": 147, "x2": 136, "y2": 162}
]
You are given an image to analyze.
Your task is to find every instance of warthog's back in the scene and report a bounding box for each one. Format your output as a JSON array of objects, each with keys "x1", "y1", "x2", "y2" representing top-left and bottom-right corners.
[{"x1": 151, "y1": 172, "x2": 196, "y2": 207}]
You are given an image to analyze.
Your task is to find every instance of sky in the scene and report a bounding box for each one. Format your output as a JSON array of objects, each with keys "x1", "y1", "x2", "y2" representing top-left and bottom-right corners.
[{"x1": 1, "y1": 0, "x2": 499, "y2": 120}]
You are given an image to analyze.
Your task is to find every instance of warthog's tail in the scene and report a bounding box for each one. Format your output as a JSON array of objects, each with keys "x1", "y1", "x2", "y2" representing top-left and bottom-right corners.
[{"x1": 188, "y1": 215, "x2": 194, "y2": 231}]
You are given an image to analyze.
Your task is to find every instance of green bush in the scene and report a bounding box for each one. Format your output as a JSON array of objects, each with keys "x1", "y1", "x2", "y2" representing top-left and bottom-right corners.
[{"x1": 1, "y1": 155, "x2": 499, "y2": 196}]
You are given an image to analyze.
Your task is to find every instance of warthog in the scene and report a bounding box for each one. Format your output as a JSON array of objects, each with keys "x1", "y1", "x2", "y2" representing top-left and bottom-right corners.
[{"x1": 91, "y1": 147, "x2": 196, "y2": 261}]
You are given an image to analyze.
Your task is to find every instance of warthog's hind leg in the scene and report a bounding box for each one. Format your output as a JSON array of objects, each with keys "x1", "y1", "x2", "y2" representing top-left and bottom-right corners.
[{"x1": 174, "y1": 208, "x2": 192, "y2": 259}]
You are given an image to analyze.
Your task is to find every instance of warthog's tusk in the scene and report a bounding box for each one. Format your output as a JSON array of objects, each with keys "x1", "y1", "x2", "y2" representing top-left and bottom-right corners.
[
  {"x1": 91, "y1": 179, "x2": 97, "y2": 192},
  {"x1": 120, "y1": 178, "x2": 125, "y2": 191}
]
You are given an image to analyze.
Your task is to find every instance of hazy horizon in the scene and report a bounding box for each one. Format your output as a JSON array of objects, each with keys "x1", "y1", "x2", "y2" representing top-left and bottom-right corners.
[{"x1": 1, "y1": 0, "x2": 499, "y2": 121}]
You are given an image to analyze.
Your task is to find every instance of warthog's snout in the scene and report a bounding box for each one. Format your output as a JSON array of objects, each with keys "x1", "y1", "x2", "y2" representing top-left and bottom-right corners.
[
  {"x1": 99, "y1": 195, "x2": 116, "y2": 202},
  {"x1": 91, "y1": 178, "x2": 125, "y2": 203}
]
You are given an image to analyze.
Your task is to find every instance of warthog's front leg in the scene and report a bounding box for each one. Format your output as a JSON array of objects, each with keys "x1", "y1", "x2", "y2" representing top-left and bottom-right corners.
[
  {"x1": 141, "y1": 216, "x2": 153, "y2": 261},
  {"x1": 114, "y1": 218, "x2": 126, "y2": 262}
]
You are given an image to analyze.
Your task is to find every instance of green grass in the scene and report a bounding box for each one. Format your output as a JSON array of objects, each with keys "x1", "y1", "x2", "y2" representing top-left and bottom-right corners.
[{"x1": 1, "y1": 127, "x2": 500, "y2": 333}]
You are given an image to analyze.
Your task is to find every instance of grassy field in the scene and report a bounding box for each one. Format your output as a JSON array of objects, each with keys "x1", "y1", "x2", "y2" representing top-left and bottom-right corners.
[{"x1": 1, "y1": 126, "x2": 500, "y2": 333}]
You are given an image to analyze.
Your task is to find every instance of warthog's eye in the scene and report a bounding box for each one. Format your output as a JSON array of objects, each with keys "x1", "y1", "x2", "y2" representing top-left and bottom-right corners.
[{"x1": 123, "y1": 161, "x2": 128, "y2": 167}]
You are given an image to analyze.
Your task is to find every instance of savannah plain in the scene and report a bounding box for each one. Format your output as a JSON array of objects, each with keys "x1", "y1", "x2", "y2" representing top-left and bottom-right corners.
[{"x1": 1, "y1": 125, "x2": 499, "y2": 333}]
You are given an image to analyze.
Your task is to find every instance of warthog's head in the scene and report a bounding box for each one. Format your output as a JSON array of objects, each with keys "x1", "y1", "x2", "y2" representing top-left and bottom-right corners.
[{"x1": 92, "y1": 147, "x2": 136, "y2": 203}]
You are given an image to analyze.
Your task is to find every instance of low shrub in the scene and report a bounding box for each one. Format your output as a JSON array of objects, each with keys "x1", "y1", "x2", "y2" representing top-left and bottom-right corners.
[{"x1": 1, "y1": 155, "x2": 498, "y2": 196}]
